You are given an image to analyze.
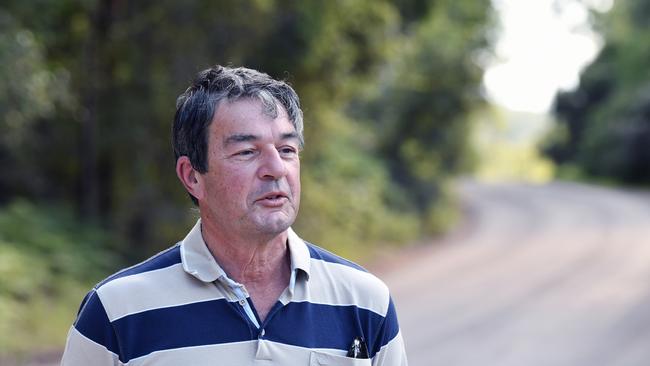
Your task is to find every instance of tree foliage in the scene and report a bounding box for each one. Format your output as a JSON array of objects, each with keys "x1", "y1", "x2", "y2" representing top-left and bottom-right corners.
[
  {"x1": 363, "y1": 0, "x2": 490, "y2": 224},
  {"x1": 1, "y1": 0, "x2": 494, "y2": 353},
  {"x1": 545, "y1": 0, "x2": 650, "y2": 184},
  {"x1": 0, "y1": 200, "x2": 119, "y2": 354},
  {"x1": 0, "y1": 0, "x2": 492, "y2": 256}
]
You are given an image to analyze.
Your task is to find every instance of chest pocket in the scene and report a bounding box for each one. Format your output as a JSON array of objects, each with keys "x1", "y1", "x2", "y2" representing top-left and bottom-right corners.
[{"x1": 310, "y1": 350, "x2": 372, "y2": 366}]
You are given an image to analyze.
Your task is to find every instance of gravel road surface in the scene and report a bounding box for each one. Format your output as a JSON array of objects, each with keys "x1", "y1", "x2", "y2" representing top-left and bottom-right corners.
[{"x1": 381, "y1": 180, "x2": 650, "y2": 366}]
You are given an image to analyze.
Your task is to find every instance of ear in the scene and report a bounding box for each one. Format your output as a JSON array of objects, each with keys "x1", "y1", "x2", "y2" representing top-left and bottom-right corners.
[{"x1": 176, "y1": 156, "x2": 205, "y2": 201}]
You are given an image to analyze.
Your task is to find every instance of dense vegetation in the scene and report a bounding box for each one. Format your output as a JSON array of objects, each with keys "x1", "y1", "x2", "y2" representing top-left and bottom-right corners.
[
  {"x1": 0, "y1": 0, "x2": 493, "y2": 356},
  {"x1": 545, "y1": 0, "x2": 650, "y2": 185},
  {"x1": 0, "y1": 201, "x2": 119, "y2": 356}
]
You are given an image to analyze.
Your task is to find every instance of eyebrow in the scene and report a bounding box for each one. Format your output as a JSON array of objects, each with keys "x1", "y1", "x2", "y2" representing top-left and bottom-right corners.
[
  {"x1": 223, "y1": 134, "x2": 257, "y2": 146},
  {"x1": 280, "y1": 132, "x2": 300, "y2": 142},
  {"x1": 223, "y1": 132, "x2": 300, "y2": 146}
]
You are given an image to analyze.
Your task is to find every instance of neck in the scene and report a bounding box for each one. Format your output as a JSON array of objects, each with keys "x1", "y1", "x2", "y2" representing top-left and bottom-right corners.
[{"x1": 199, "y1": 218, "x2": 290, "y2": 285}]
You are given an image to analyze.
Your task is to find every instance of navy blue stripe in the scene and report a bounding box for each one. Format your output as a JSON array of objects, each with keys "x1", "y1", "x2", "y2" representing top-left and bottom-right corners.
[
  {"x1": 74, "y1": 291, "x2": 120, "y2": 356},
  {"x1": 96, "y1": 245, "x2": 182, "y2": 288},
  {"x1": 371, "y1": 298, "x2": 400, "y2": 355},
  {"x1": 75, "y1": 295, "x2": 399, "y2": 361},
  {"x1": 265, "y1": 302, "x2": 386, "y2": 358},
  {"x1": 112, "y1": 299, "x2": 254, "y2": 363},
  {"x1": 306, "y1": 242, "x2": 367, "y2": 272}
]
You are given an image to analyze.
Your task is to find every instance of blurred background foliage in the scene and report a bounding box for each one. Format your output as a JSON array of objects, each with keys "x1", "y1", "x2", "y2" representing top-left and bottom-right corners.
[
  {"x1": 0, "y1": 0, "x2": 495, "y2": 357},
  {"x1": 544, "y1": 0, "x2": 650, "y2": 185}
]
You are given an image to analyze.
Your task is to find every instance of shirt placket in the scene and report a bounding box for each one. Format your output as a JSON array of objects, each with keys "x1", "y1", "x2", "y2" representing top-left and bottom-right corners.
[
  {"x1": 217, "y1": 276, "x2": 261, "y2": 330},
  {"x1": 231, "y1": 284, "x2": 261, "y2": 329}
]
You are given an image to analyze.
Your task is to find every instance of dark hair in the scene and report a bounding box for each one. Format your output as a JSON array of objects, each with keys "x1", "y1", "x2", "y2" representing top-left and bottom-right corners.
[{"x1": 172, "y1": 65, "x2": 304, "y2": 204}]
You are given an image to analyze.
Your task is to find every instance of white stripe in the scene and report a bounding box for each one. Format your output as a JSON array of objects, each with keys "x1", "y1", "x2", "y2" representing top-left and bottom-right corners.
[
  {"x1": 121, "y1": 339, "x2": 347, "y2": 366},
  {"x1": 62, "y1": 325, "x2": 404, "y2": 366},
  {"x1": 124, "y1": 340, "x2": 256, "y2": 366},
  {"x1": 97, "y1": 263, "x2": 226, "y2": 321},
  {"x1": 288, "y1": 259, "x2": 390, "y2": 316},
  {"x1": 61, "y1": 326, "x2": 122, "y2": 366},
  {"x1": 372, "y1": 330, "x2": 408, "y2": 366}
]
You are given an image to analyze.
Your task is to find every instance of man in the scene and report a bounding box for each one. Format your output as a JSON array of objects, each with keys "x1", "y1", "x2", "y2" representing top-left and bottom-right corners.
[{"x1": 61, "y1": 65, "x2": 407, "y2": 365}]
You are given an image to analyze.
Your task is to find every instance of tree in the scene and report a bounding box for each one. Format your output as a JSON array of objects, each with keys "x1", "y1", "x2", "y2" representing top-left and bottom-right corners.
[
  {"x1": 360, "y1": 0, "x2": 493, "y2": 231},
  {"x1": 0, "y1": 0, "x2": 494, "y2": 256},
  {"x1": 546, "y1": 0, "x2": 650, "y2": 184}
]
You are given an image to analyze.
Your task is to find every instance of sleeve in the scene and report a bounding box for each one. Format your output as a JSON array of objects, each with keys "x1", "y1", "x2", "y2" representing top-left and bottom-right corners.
[
  {"x1": 60, "y1": 290, "x2": 122, "y2": 366},
  {"x1": 371, "y1": 297, "x2": 408, "y2": 366}
]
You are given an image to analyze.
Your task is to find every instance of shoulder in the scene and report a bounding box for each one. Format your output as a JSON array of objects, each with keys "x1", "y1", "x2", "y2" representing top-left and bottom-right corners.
[
  {"x1": 304, "y1": 241, "x2": 391, "y2": 316},
  {"x1": 95, "y1": 243, "x2": 183, "y2": 289},
  {"x1": 305, "y1": 241, "x2": 368, "y2": 272},
  {"x1": 80, "y1": 244, "x2": 186, "y2": 321},
  {"x1": 68, "y1": 245, "x2": 186, "y2": 362}
]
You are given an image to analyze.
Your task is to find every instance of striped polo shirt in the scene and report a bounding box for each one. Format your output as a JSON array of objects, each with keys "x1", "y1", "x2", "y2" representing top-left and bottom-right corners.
[{"x1": 61, "y1": 220, "x2": 407, "y2": 365}]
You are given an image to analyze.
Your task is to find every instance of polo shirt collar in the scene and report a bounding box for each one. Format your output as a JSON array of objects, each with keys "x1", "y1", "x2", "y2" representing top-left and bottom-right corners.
[
  {"x1": 287, "y1": 227, "x2": 311, "y2": 281},
  {"x1": 180, "y1": 219, "x2": 225, "y2": 282},
  {"x1": 180, "y1": 219, "x2": 311, "y2": 283}
]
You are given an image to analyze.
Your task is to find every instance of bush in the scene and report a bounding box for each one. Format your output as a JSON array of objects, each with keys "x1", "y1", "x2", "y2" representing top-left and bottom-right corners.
[{"x1": 0, "y1": 200, "x2": 120, "y2": 356}]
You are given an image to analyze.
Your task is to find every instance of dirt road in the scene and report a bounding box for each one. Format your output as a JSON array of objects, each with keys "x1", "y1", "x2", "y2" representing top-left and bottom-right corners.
[{"x1": 381, "y1": 180, "x2": 650, "y2": 366}]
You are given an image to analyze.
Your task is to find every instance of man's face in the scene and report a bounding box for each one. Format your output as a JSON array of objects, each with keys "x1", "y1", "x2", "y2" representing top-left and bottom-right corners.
[{"x1": 199, "y1": 98, "x2": 301, "y2": 239}]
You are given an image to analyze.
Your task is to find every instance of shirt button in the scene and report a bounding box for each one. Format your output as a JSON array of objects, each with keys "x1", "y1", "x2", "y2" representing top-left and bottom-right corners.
[
  {"x1": 239, "y1": 299, "x2": 246, "y2": 306},
  {"x1": 259, "y1": 329, "x2": 265, "y2": 338}
]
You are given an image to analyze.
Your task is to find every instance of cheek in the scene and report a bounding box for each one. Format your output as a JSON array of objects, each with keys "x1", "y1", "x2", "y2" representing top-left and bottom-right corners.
[
  {"x1": 290, "y1": 164, "x2": 301, "y2": 196},
  {"x1": 222, "y1": 173, "x2": 249, "y2": 196},
  {"x1": 205, "y1": 171, "x2": 247, "y2": 201}
]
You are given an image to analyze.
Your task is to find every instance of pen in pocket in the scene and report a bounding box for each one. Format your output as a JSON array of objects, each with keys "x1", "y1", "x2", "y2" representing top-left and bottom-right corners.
[{"x1": 346, "y1": 336, "x2": 369, "y2": 359}]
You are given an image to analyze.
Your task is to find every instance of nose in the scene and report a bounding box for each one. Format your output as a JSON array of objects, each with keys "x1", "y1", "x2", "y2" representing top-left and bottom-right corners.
[{"x1": 258, "y1": 147, "x2": 288, "y2": 180}]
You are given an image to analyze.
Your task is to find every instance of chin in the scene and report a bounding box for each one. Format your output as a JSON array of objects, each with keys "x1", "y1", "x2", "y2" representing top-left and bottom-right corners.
[{"x1": 255, "y1": 215, "x2": 295, "y2": 235}]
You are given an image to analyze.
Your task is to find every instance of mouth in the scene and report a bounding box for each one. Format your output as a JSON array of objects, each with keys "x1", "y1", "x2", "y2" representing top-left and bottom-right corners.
[{"x1": 256, "y1": 192, "x2": 288, "y2": 203}]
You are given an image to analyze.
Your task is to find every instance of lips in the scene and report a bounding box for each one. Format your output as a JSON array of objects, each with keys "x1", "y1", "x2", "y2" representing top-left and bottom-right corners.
[{"x1": 256, "y1": 192, "x2": 288, "y2": 202}]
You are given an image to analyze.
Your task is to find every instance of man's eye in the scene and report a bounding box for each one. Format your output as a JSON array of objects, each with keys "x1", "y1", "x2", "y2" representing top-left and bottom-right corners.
[
  {"x1": 236, "y1": 150, "x2": 255, "y2": 157},
  {"x1": 279, "y1": 147, "x2": 297, "y2": 156}
]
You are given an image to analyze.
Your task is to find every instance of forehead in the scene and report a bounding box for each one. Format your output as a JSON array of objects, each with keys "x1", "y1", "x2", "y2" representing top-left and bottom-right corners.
[{"x1": 210, "y1": 98, "x2": 293, "y2": 135}]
